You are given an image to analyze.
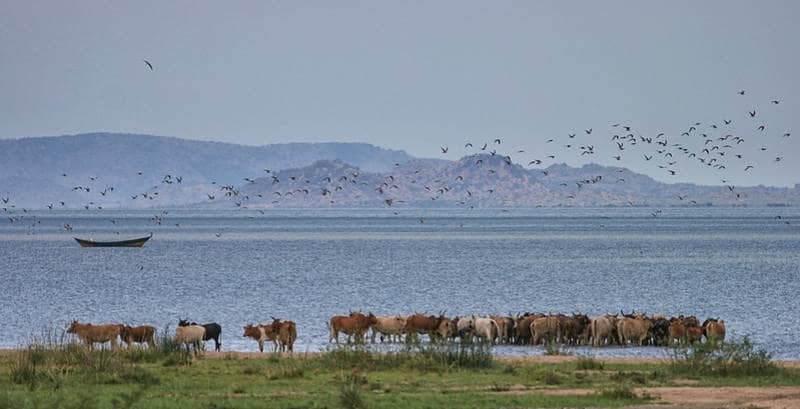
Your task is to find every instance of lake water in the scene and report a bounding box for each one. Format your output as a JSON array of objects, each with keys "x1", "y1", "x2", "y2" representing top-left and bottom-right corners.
[{"x1": 0, "y1": 207, "x2": 798, "y2": 358}]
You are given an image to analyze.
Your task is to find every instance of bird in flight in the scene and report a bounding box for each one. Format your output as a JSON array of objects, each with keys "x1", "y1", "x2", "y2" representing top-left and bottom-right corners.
[
  {"x1": 142, "y1": 59, "x2": 154, "y2": 71},
  {"x1": 441, "y1": 146, "x2": 448, "y2": 154},
  {"x1": 738, "y1": 90, "x2": 746, "y2": 95}
]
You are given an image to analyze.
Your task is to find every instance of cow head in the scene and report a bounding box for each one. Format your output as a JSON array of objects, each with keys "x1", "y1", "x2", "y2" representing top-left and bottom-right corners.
[
  {"x1": 243, "y1": 324, "x2": 260, "y2": 339},
  {"x1": 66, "y1": 320, "x2": 79, "y2": 333},
  {"x1": 178, "y1": 318, "x2": 190, "y2": 327}
]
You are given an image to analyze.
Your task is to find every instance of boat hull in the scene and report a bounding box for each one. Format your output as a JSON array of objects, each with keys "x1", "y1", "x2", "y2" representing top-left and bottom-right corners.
[{"x1": 74, "y1": 235, "x2": 152, "y2": 248}]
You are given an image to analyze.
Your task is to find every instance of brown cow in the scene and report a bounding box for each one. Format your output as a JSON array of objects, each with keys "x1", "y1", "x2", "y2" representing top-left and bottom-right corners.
[
  {"x1": 531, "y1": 316, "x2": 560, "y2": 345},
  {"x1": 329, "y1": 312, "x2": 376, "y2": 344},
  {"x1": 668, "y1": 318, "x2": 687, "y2": 345},
  {"x1": 268, "y1": 318, "x2": 297, "y2": 353},
  {"x1": 703, "y1": 318, "x2": 726, "y2": 342},
  {"x1": 243, "y1": 324, "x2": 276, "y2": 353},
  {"x1": 403, "y1": 313, "x2": 448, "y2": 340},
  {"x1": 67, "y1": 320, "x2": 121, "y2": 350},
  {"x1": 559, "y1": 314, "x2": 591, "y2": 345},
  {"x1": 120, "y1": 325, "x2": 156, "y2": 348},
  {"x1": 686, "y1": 326, "x2": 704, "y2": 344},
  {"x1": 514, "y1": 314, "x2": 542, "y2": 345}
]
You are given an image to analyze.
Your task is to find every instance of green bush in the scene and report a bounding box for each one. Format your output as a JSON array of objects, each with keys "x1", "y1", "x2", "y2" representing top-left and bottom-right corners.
[
  {"x1": 670, "y1": 336, "x2": 778, "y2": 377},
  {"x1": 575, "y1": 356, "x2": 604, "y2": 371},
  {"x1": 338, "y1": 370, "x2": 367, "y2": 409}
]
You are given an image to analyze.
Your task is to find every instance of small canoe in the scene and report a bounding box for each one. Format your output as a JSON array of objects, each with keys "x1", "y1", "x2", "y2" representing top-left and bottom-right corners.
[{"x1": 74, "y1": 234, "x2": 152, "y2": 248}]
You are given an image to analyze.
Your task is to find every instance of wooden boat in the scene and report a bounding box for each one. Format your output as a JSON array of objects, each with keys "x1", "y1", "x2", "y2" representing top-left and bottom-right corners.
[{"x1": 74, "y1": 234, "x2": 152, "y2": 248}]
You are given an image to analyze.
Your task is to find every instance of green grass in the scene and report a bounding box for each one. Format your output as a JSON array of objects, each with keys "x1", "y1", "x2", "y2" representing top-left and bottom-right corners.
[{"x1": 0, "y1": 337, "x2": 797, "y2": 408}]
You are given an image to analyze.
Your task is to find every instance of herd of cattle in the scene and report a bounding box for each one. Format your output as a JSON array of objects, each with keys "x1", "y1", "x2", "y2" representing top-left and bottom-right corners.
[
  {"x1": 64, "y1": 311, "x2": 726, "y2": 353},
  {"x1": 333, "y1": 312, "x2": 726, "y2": 348}
]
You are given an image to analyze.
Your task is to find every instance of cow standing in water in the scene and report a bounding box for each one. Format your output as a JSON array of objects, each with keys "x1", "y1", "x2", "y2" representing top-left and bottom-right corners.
[{"x1": 179, "y1": 319, "x2": 222, "y2": 352}]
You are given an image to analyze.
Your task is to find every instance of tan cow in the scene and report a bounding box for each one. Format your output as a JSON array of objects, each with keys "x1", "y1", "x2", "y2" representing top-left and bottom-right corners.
[
  {"x1": 531, "y1": 316, "x2": 560, "y2": 345},
  {"x1": 329, "y1": 312, "x2": 376, "y2": 344},
  {"x1": 66, "y1": 320, "x2": 121, "y2": 350},
  {"x1": 618, "y1": 317, "x2": 653, "y2": 346},
  {"x1": 490, "y1": 316, "x2": 514, "y2": 344},
  {"x1": 175, "y1": 324, "x2": 205, "y2": 353},
  {"x1": 120, "y1": 325, "x2": 156, "y2": 348},
  {"x1": 475, "y1": 317, "x2": 500, "y2": 344},
  {"x1": 590, "y1": 315, "x2": 617, "y2": 346},
  {"x1": 370, "y1": 315, "x2": 406, "y2": 343},
  {"x1": 437, "y1": 318, "x2": 457, "y2": 339}
]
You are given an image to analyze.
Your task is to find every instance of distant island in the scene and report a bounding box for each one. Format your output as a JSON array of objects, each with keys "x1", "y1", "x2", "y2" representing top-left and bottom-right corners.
[{"x1": 1, "y1": 133, "x2": 798, "y2": 209}]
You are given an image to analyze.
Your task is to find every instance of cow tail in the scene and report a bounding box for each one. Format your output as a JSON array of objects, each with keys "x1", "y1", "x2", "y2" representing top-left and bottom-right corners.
[{"x1": 491, "y1": 320, "x2": 500, "y2": 344}]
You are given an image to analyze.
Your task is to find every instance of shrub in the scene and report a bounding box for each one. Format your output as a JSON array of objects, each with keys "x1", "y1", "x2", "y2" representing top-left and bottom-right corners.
[
  {"x1": 575, "y1": 356, "x2": 604, "y2": 371},
  {"x1": 338, "y1": 370, "x2": 367, "y2": 409},
  {"x1": 670, "y1": 336, "x2": 778, "y2": 377}
]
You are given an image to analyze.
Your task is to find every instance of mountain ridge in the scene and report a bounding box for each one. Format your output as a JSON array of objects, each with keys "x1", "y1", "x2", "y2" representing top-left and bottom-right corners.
[{"x1": 1, "y1": 133, "x2": 798, "y2": 209}]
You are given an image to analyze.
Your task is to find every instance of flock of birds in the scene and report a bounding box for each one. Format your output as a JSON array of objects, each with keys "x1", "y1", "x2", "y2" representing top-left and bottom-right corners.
[{"x1": 0, "y1": 59, "x2": 795, "y2": 235}]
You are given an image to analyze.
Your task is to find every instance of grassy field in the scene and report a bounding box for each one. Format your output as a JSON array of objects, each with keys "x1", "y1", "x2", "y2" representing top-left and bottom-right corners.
[{"x1": 1, "y1": 338, "x2": 799, "y2": 409}]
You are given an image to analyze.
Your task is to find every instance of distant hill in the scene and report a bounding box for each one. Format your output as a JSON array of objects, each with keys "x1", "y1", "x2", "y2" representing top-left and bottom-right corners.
[
  {"x1": 0, "y1": 133, "x2": 798, "y2": 210},
  {"x1": 0, "y1": 133, "x2": 420, "y2": 208},
  {"x1": 213, "y1": 153, "x2": 800, "y2": 209}
]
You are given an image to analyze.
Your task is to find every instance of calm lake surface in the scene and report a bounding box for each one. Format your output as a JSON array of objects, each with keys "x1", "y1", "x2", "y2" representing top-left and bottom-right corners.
[{"x1": 1, "y1": 207, "x2": 798, "y2": 358}]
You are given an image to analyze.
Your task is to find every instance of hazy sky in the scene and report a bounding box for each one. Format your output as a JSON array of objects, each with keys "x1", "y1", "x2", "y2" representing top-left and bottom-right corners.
[{"x1": 1, "y1": 1, "x2": 798, "y2": 186}]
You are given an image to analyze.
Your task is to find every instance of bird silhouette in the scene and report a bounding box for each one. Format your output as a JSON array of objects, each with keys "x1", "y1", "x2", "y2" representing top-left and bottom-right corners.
[{"x1": 142, "y1": 59, "x2": 154, "y2": 71}]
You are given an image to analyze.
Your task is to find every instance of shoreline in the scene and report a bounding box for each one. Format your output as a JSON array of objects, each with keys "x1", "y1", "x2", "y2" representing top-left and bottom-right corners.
[{"x1": 2, "y1": 347, "x2": 798, "y2": 368}]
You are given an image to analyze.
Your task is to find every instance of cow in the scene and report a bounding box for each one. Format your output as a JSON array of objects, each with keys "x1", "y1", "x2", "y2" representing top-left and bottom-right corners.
[
  {"x1": 668, "y1": 318, "x2": 687, "y2": 345},
  {"x1": 531, "y1": 316, "x2": 560, "y2": 345},
  {"x1": 649, "y1": 316, "x2": 670, "y2": 346},
  {"x1": 66, "y1": 320, "x2": 121, "y2": 350},
  {"x1": 590, "y1": 315, "x2": 617, "y2": 346},
  {"x1": 269, "y1": 318, "x2": 297, "y2": 353},
  {"x1": 329, "y1": 312, "x2": 376, "y2": 344},
  {"x1": 470, "y1": 316, "x2": 500, "y2": 344},
  {"x1": 175, "y1": 324, "x2": 205, "y2": 353},
  {"x1": 119, "y1": 325, "x2": 156, "y2": 348},
  {"x1": 403, "y1": 313, "x2": 448, "y2": 341},
  {"x1": 560, "y1": 314, "x2": 591, "y2": 345},
  {"x1": 702, "y1": 318, "x2": 726, "y2": 342},
  {"x1": 514, "y1": 314, "x2": 542, "y2": 345},
  {"x1": 242, "y1": 324, "x2": 277, "y2": 352},
  {"x1": 370, "y1": 315, "x2": 406, "y2": 343},
  {"x1": 179, "y1": 319, "x2": 222, "y2": 352},
  {"x1": 617, "y1": 317, "x2": 653, "y2": 346},
  {"x1": 490, "y1": 316, "x2": 514, "y2": 344},
  {"x1": 437, "y1": 318, "x2": 457, "y2": 339},
  {"x1": 686, "y1": 325, "x2": 704, "y2": 344},
  {"x1": 455, "y1": 316, "x2": 474, "y2": 341},
  {"x1": 682, "y1": 315, "x2": 700, "y2": 328}
]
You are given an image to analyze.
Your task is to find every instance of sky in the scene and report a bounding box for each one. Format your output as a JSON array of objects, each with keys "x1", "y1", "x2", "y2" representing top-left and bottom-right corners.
[{"x1": 1, "y1": 1, "x2": 798, "y2": 186}]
